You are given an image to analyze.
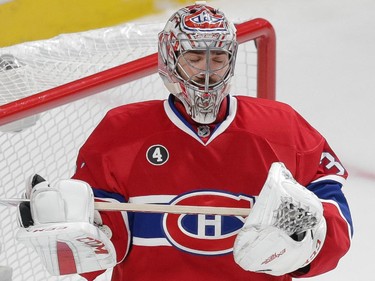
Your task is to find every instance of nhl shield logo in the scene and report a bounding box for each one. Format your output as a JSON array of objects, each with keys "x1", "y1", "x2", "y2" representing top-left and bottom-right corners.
[{"x1": 162, "y1": 190, "x2": 254, "y2": 255}]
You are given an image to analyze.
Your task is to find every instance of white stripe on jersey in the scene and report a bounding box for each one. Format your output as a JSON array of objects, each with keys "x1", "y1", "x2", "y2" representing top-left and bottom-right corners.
[{"x1": 132, "y1": 237, "x2": 172, "y2": 247}]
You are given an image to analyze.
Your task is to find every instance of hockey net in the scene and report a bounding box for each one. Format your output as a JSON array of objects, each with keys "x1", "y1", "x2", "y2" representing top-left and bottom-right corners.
[{"x1": 0, "y1": 19, "x2": 275, "y2": 281}]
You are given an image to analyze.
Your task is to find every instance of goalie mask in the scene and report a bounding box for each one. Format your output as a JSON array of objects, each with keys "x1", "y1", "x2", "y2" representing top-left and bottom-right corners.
[{"x1": 158, "y1": 3, "x2": 238, "y2": 124}]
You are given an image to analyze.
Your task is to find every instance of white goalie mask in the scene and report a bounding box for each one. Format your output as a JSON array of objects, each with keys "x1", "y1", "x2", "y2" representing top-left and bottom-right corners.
[{"x1": 158, "y1": 3, "x2": 238, "y2": 124}]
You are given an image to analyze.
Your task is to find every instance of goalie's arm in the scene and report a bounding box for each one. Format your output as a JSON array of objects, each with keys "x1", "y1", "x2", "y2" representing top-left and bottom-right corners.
[
  {"x1": 292, "y1": 139, "x2": 353, "y2": 276},
  {"x1": 72, "y1": 154, "x2": 132, "y2": 280},
  {"x1": 290, "y1": 179, "x2": 352, "y2": 277},
  {"x1": 91, "y1": 187, "x2": 131, "y2": 259},
  {"x1": 78, "y1": 189, "x2": 131, "y2": 281},
  {"x1": 290, "y1": 114, "x2": 353, "y2": 276}
]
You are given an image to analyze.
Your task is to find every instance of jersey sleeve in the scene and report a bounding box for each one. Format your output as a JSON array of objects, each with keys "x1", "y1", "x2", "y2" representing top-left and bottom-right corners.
[
  {"x1": 289, "y1": 111, "x2": 353, "y2": 277},
  {"x1": 71, "y1": 111, "x2": 131, "y2": 279}
]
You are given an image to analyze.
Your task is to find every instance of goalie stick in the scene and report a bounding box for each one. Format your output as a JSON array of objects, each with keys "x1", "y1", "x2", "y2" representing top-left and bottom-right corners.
[{"x1": 0, "y1": 198, "x2": 251, "y2": 217}]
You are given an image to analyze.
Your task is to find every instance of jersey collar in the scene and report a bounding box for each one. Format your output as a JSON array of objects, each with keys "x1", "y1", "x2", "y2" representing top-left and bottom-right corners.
[{"x1": 164, "y1": 95, "x2": 238, "y2": 145}]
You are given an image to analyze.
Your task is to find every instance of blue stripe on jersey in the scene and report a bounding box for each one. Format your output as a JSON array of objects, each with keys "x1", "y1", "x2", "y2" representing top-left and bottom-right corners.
[
  {"x1": 92, "y1": 188, "x2": 126, "y2": 203},
  {"x1": 92, "y1": 188, "x2": 165, "y2": 238},
  {"x1": 168, "y1": 95, "x2": 195, "y2": 131},
  {"x1": 132, "y1": 212, "x2": 165, "y2": 238},
  {"x1": 307, "y1": 180, "x2": 353, "y2": 237}
]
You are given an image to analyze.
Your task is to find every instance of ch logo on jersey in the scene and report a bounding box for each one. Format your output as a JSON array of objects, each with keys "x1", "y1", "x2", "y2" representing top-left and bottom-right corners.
[
  {"x1": 163, "y1": 190, "x2": 254, "y2": 255},
  {"x1": 146, "y1": 144, "x2": 169, "y2": 166}
]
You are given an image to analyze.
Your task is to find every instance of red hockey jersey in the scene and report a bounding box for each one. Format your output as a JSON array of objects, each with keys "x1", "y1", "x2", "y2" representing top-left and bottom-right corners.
[{"x1": 73, "y1": 95, "x2": 352, "y2": 281}]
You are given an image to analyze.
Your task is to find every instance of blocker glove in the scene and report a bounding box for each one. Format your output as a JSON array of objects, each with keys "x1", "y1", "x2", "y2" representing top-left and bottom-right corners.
[
  {"x1": 17, "y1": 175, "x2": 116, "y2": 276},
  {"x1": 233, "y1": 162, "x2": 327, "y2": 276}
]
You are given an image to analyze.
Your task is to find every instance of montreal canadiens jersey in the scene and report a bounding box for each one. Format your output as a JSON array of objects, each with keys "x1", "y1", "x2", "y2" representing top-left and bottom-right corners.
[{"x1": 73, "y1": 95, "x2": 353, "y2": 281}]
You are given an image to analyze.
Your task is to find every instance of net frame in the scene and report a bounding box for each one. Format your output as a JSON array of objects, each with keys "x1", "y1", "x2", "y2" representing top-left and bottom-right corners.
[
  {"x1": 0, "y1": 18, "x2": 275, "y2": 281},
  {"x1": 0, "y1": 18, "x2": 275, "y2": 126}
]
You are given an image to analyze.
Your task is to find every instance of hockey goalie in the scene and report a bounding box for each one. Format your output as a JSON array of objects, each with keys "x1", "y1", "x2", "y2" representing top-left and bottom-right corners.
[{"x1": 15, "y1": 2, "x2": 352, "y2": 281}]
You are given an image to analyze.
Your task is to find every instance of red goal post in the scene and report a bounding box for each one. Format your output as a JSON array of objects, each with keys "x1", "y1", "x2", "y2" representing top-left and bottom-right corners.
[{"x1": 0, "y1": 18, "x2": 275, "y2": 281}]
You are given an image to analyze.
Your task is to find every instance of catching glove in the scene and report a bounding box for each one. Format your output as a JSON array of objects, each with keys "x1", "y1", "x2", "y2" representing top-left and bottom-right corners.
[
  {"x1": 17, "y1": 175, "x2": 116, "y2": 276},
  {"x1": 233, "y1": 162, "x2": 326, "y2": 276}
]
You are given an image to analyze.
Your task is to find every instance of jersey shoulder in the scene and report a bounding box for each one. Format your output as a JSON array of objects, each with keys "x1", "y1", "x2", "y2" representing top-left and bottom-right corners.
[
  {"x1": 98, "y1": 99, "x2": 169, "y2": 132},
  {"x1": 82, "y1": 100, "x2": 167, "y2": 148},
  {"x1": 234, "y1": 95, "x2": 306, "y2": 132},
  {"x1": 235, "y1": 95, "x2": 296, "y2": 116},
  {"x1": 233, "y1": 95, "x2": 324, "y2": 151},
  {"x1": 105, "y1": 99, "x2": 165, "y2": 121}
]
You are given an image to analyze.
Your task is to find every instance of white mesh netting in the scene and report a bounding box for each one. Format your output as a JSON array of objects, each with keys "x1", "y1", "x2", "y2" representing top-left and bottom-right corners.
[{"x1": 0, "y1": 21, "x2": 257, "y2": 281}]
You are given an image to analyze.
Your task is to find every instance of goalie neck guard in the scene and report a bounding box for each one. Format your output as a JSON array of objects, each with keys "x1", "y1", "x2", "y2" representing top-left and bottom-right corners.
[{"x1": 158, "y1": 2, "x2": 238, "y2": 124}]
